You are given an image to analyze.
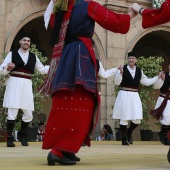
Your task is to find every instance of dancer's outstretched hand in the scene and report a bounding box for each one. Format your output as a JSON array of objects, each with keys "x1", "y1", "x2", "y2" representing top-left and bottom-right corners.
[
  {"x1": 132, "y1": 3, "x2": 144, "y2": 15},
  {"x1": 52, "y1": 0, "x2": 56, "y2": 3},
  {"x1": 128, "y1": 6, "x2": 137, "y2": 19},
  {"x1": 7, "y1": 62, "x2": 15, "y2": 71}
]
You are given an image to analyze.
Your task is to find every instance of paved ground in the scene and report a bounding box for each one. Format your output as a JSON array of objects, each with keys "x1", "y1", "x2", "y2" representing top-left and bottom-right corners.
[{"x1": 0, "y1": 141, "x2": 169, "y2": 170}]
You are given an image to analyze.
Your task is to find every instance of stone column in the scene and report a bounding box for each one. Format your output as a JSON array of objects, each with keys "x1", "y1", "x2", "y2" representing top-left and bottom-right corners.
[{"x1": 0, "y1": 0, "x2": 5, "y2": 62}]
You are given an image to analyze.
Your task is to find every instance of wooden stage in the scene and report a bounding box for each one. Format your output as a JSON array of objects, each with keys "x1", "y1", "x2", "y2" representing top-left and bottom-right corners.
[{"x1": 0, "y1": 141, "x2": 169, "y2": 170}]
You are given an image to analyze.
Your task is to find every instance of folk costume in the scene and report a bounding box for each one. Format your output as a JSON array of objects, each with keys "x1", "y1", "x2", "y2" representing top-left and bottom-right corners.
[
  {"x1": 0, "y1": 38, "x2": 49, "y2": 147},
  {"x1": 150, "y1": 72, "x2": 170, "y2": 145},
  {"x1": 112, "y1": 52, "x2": 163, "y2": 145},
  {"x1": 40, "y1": 0, "x2": 130, "y2": 166}
]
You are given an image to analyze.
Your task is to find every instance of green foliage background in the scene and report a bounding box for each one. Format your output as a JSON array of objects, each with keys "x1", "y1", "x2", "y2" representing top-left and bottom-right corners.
[{"x1": 0, "y1": 44, "x2": 48, "y2": 130}]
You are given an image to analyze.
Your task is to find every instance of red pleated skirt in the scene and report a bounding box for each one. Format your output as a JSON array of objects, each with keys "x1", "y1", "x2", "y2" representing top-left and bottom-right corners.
[{"x1": 42, "y1": 85, "x2": 95, "y2": 153}]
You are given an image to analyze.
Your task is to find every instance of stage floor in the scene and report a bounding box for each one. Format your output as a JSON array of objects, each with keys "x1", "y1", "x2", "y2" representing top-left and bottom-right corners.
[{"x1": 0, "y1": 141, "x2": 169, "y2": 170}]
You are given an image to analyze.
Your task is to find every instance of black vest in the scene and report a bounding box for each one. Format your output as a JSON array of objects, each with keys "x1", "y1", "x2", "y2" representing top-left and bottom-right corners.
[
  {"x1": 11, "y1": 50, "x2": 36, "y2": 74},
  {"x1": 120, "y1": 65, "x2": 142, "y2": 87},
  {"x1": 160, "y1": 72, "x2": 170, "y2": 93}
]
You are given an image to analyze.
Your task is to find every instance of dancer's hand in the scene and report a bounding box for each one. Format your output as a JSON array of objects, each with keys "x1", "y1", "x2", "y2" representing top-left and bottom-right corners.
[
  {"x1": 119, "y1": 65, "x2": 124, "y2": 74},
  {"x1": 128, "y1": 6, "x2": 137, "y2": 19},
  {"x1": 161, "y1": 72, "x2": 165, "y2": 80},
  {"x1": 158, "y1": 71, "x2": 165, "y2": 80},
  {"x1": 7, "y1": 62, "x2": 15, "y2": 71},
  {"x1": 52, "y1": 0, "x2": 56, "y2": 3},
  {"x1": 132, "y1": 3, "x2": 144, "y2": 15}
]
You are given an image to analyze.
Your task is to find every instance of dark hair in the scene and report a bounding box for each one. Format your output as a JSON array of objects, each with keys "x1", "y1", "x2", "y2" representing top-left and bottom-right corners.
[
  {"x1": 39, "y1": 122, "x2": 45, "y2": 126},
  {"x1": 168, "y1": 61, "x2": 170, "y2": 65},
  {"x1": 127, "y1": 51, "x2": 136, "y2": 57},
  {"x1": 103, "y1": 124, "x2": 113, "y2": 135},
  {"x1": 19, "y1": 32, "x2": 31, "y2": 40}
]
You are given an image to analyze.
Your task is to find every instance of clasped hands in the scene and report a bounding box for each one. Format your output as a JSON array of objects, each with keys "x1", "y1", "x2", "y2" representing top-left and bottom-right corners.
[{"x1": 128, "y1": 3, "x2": 144, "y2": 19}]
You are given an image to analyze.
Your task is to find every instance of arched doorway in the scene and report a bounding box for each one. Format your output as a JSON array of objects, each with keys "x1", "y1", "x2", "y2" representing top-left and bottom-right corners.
[
  {"x1": 11, "y1": 16, "x2": 52, "y2": 64},
  {"x1": 133, "y1": 30, "x2": 170, "y2": 70}
]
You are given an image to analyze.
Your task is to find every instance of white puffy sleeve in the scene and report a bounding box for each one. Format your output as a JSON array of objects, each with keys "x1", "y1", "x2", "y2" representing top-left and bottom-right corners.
[
  {"x1": 140, "y1": 70, "x2": 162, "y2": 86},
  {"x1": 98, "y1": 61, "x2": 118, "y2": 78},
  {"x1": 114, "y1": 70, "x2": 122, "y2": 85},
  {"x1": 35, "y1": 56, "x2": 49, "y2": 74}
]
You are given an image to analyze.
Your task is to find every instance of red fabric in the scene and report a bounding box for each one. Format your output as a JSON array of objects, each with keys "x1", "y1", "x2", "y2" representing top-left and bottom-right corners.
[
  {"x1": 142, "y1": 0, "x2": 170, "y2": 29},
  {"x1": 78, "y1": 37, "x2": 100, "y2": 135},
  {"x1": 168, "y1": 131, "x2": 170, "y2": 140},
  {"x1": 150, "y1": 91, "x2": 170, "y2": 120},
  {"x1": 42, "y1": 85, "x2": 95, "y2": 153},
  {"x1": 50, "y1": 14, "x2": 55, "y2": 28},
  {"x1": 88, "y1": 1, "x2": 130, "y2": 34}
]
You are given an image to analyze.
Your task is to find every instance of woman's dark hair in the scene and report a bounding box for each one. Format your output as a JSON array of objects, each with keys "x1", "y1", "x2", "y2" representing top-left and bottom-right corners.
[{"x1": 103, "y1": 124, "x2": 113, "y2": 135}]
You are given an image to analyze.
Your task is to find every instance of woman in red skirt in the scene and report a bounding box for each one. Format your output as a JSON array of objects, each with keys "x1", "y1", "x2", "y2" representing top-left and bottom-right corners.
[{"x1": 40, "y1": 0, "x2": 136, "y2": 166}]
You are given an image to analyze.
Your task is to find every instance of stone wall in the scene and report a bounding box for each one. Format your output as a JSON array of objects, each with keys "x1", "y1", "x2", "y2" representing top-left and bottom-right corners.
[{"x1": 1, "y1": 0, "x2": 169, "y2": 140}]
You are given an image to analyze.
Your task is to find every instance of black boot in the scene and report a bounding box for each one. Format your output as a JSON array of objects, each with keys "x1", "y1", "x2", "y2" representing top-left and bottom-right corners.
[
  {"x1": 6, "y1": 120, "x2": 15, "y2": 147},
  {"x1": 63, "y1": 152, "x2": 80, "y2": 162},
  {"x1": 168, "y1": 147, "x2": 170, "y2": 164},
  {"x1": 161, "y1": 125, "x2": 170, "y2": 146},
  {"x1": 47, "y1": 152, "x2": 76, "y2": 166},
  {"x1": 120, "y1": 125, "x2": 129, "y2": 145},
  {"x1": 127, "y1": 122, "x2": 138, "y2": 145},
  {"x1": 159, "y1": 131, "x2": 164, "y2": 144},
  {"x1": 17, "y1": 121, "x2": 30, "y2": 146}
]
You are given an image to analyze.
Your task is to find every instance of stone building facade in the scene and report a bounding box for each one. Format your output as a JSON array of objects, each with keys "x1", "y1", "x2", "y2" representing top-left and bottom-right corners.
[{"x1": 1, "y1": 0, "x2": 170, "y2": 140}]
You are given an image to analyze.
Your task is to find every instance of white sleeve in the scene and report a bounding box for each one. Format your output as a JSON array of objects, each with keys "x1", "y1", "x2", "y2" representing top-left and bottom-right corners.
[
  {"x1": 114, "y1": 70, "x2": 122, "y2": 85},
  {"x1": 98, "y1": 61, "x2": 118, "y2": 78},
  {"x1": 35, "y1": 56, "x2": 49, "y2": 74},
  {"x1": 153, "y1": 78, "x2": 164, "y2": 89},
  {"x1": 44, "y1": 0, "x2": 54, "y2": 29},
  {"x1": 0, "y1": 52, "x2": 12, "y2": 75},
  {"x1": 140, "y1": 70, "x2": 160, "y2": 86}
]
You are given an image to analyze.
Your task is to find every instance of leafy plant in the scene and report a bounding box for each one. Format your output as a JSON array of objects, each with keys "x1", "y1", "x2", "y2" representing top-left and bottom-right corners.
[
  {"x1": 137, "y1": 56, "x2": 164, "y2": 130},
  {"x1": 0, "y1": 44, "x2": 48, "y2": 131}
]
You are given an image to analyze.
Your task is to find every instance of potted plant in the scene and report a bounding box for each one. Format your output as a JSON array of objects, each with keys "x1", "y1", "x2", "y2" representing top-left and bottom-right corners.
[
  {"x1": 0, "y1": 44, "x2": 48, "y2": 141},
  {"x1": 137, "y1": 56, "x2": 164, "y2": 141}
]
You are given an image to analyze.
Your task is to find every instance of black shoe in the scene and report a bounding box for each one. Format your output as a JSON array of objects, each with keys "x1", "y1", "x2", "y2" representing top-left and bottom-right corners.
[
  {"x1": 17, "y1": 132, "x2": 29, "y2": 146},
  {"x1": 127, "y1": 134, "x2": 133, "y2": 144},
  {"x1": 159, "y1": 132, "x2": 164, "y2": 144},
  {"x1": 7, "y1": 139, "x2": 15, "y2": 147},
  {"x1": 167, "y1": 148, "x2": 170, "y2": 164},
  {"x1": 164, "y1": 138, "x2": 170, "y2": 146},
  {"x1": 63, "y1": 152, "x2": 80, "y2": 162},
  {"x1": 47, "y1": 152, "x2": 76, "y2": 166},
  {"x1": 122, "y1": 137, "x2": 129, "y2": 145}
]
